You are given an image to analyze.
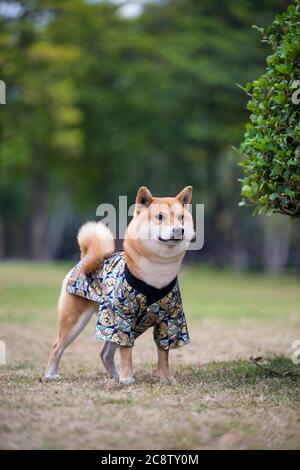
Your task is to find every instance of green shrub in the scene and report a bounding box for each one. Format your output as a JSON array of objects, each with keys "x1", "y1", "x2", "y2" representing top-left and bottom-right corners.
[{"x1": 239, "y1": 1, "x2": 300, "y2": 218}]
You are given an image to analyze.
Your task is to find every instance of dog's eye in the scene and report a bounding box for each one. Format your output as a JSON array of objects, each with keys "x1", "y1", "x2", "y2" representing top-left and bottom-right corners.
[
  {"x1": 178, "y1": 214, "x2": 184, "y2": 222},
  {"x1": 156, "y1": 213, "x2": 164, "y2": 221}
]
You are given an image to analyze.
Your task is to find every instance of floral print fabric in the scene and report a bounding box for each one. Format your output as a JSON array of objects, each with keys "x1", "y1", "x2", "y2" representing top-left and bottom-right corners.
[{"x1": 66, "y1": 252, "x2": 190, "y2": 349}]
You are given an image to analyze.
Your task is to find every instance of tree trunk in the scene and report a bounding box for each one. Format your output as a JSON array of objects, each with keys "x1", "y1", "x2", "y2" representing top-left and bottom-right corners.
[
  {"x1": 231, "y1": 216, "x2": 248, "y2": 270},
  {"x1": 290, "y1": 221, "x2": 300, "y2": 273},
  {"x1": 206, "y1": 150, "x2": 228, "y2": 267},
  {"x1": 31, "y1": 152, "x2": 48, "y2": 260},
  {"x1": 0, "y1": 122, "x2": 5, "y2": 258},
  {"x1": 0, "y1": 168, "x2": 4, "y2": 258},
  {"x1": 262, "y1": 214, "x2": 291, "y2": 273},
  {"x1": 46, "y1": 191, "x2": 70, "y2": 259},
  {"x1": 0, "y1": 217, "x2": 4, "y2": 258}
]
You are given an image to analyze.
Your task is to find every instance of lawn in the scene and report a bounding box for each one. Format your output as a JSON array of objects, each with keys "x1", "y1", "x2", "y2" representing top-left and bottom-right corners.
[{"x1": 0, "y1": 262, "x2": 300, "y2": 449}]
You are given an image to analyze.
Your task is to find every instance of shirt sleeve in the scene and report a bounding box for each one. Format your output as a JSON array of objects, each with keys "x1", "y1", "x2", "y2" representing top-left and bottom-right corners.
[
  {"x1": 153, "y1": 306, "x2": 191, "y2": 350},
  {"x1": 94, "y1": 296, "x2": 136, "y2": 347},
  {"x1": 66, "y1": 262, "x2": 103, "y2": 302}
]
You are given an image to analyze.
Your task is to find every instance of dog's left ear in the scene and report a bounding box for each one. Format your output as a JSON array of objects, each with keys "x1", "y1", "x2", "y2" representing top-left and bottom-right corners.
[
  {"x1": 135, "y1": 186, "x2": 153, "y2": 214},
  {"x1": 176, "y1": 186, "x2": 193, "y2": 206}
]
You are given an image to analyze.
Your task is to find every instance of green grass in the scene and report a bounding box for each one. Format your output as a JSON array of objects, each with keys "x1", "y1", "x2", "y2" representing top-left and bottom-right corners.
[
  {"x1": 180, "y1": 265, "x2": 300, "y2": 320},
  {"x1": 0, "y1": 261, "x2": 299, "y2": 322},
  {"x1": 0, "y1": 262, "x2": 70, "y2": 323},
  {"x1": 0, "y1": 261, "x2": 300, "y2": 449}
]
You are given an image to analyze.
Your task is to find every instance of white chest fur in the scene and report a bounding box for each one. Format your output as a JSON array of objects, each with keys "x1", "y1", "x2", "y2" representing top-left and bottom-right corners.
[{"x1": 135, "y1": 256, "x2": 183, "y2": 289}]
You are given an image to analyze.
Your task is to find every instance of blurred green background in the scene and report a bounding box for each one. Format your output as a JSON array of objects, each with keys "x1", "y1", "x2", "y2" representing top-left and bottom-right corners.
[
  {"x1": 0, "y1": 0, "x2": 299, "y2": 271},
  {"x1": 1, "y1": 3, "x2": 300, "y2": 450}
]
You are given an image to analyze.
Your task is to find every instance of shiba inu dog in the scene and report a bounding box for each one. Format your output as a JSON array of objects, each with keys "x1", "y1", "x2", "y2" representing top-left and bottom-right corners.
[{"x1": 44, "y1": 186, "x2": 195, "y2": 384}]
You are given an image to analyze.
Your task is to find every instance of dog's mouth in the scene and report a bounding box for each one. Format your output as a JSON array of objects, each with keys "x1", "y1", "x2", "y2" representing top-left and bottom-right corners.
[{"x1": 158, "y1": 236, "x2": 183, "y2": 244}]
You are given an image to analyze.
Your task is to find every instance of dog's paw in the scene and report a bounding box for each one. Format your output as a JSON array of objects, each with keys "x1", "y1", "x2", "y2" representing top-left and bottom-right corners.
[
  {"x1": 42, "y1": 374, "x2": 61, "y2": 381},
  {"x1": 119, "y1": 376, "x2": 135, "y2": 385},
  {"x1": 153, "y1": 373, "x2": 176, "y2": 384},
  {"x1": 110, "y1": 373, "x2": 120, "y2": 381},
  {"x1": 108, "y1": 368, "x2": 120, "y2": 381}
]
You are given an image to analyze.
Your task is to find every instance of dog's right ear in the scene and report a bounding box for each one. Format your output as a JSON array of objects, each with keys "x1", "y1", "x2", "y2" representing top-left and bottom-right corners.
[{"x1": 135, "y1": 186, "x2": 153, "y2": 214}]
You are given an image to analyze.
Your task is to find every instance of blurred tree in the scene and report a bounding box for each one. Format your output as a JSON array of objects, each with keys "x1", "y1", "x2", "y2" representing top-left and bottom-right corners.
[
  {"x1": 134, "y1": 0, "x2": 288, "y2": 266},
  {"x1": 0, "y1": 0, "x2": 84, "y2": 258},
  {"x1": 0, "y1": 0, "x2": 294, "y2": 268}
]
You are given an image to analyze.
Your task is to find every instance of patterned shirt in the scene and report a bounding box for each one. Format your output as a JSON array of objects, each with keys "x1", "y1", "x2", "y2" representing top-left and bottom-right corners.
[{"x1": 66, "y1": 251, "x2": 190, "y2": 350}]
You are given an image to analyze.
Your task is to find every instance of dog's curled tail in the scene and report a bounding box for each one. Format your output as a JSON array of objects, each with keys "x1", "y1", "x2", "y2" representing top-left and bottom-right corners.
[{"x1": 77, "y1": 222, "x2": 115, "y2": 275}]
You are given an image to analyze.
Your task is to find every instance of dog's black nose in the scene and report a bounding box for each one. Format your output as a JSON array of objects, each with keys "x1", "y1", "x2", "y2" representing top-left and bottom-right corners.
[{"x1": 173, "y1": 227, "x2": 184, "y2": 239}]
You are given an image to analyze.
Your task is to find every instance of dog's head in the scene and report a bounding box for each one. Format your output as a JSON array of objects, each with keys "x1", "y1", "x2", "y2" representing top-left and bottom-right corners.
[{"x1": 126, "y1": 186, "x2": 195, "y2": 259}]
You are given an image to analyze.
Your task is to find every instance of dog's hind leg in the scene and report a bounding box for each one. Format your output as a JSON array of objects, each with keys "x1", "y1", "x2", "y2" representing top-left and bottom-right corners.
[
  {"x1": 100, "y1": 341, "x2": 119, "y2": 380},
  {"x1": 44, "y1": 287, "x2": 96, "y2": 379}
]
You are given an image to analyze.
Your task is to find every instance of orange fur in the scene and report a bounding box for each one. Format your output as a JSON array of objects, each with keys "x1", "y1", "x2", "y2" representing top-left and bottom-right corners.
[
  {"x1": 124, "y1": 188, "x2": 194, "y2": 287},
  {"x1": 44, "y1": 186, "x2": 194, "y2": 382}
]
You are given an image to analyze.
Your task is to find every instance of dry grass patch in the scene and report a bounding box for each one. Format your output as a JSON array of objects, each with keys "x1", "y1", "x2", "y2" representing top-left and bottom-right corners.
[{"x1": 0, "y1": 262, "x2": 300, "y2": 449}]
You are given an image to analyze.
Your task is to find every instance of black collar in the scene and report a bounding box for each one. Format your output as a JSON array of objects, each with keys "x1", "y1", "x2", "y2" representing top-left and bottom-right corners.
[{"x1": 124, "y1": 264, "x2": 177, "y2": 307}]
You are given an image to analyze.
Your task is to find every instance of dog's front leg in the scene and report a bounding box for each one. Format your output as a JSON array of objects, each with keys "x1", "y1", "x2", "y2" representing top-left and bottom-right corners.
[
  {"x1": 156, "y1": 346, "x2": 171, "y2": 380},
  {"x1": 119, "y1": 346, "x2": 134, "y2": 385}
]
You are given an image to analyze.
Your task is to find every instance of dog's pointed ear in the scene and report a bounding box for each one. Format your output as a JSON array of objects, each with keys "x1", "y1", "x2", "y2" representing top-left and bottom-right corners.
[
  {"x1": 135, "y1": 186, "x2": 153, "y2": 213},
  {"x1": 176, "y1": 186, "x2": 193, "y2": 206}
]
